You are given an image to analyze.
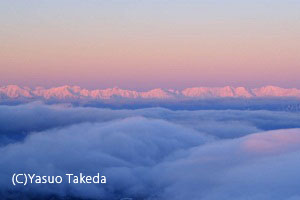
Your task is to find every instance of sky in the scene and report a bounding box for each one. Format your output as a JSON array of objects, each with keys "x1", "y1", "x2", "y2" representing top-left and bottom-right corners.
[{"x1": 0, "y1": 0, "x2": 299, "y2": 90}]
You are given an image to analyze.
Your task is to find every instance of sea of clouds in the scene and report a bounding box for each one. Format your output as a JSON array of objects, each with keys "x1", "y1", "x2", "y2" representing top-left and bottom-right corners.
[{"x1": 1, "y1": 102, "x2": 300, "y2": 199}]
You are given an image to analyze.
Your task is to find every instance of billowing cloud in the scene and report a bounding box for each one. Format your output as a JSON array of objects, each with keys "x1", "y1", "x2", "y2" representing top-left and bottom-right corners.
[
  {"x1": 0, "y1": 117, "x2": 212, "y2": 199},
  {"x1": 155, "y1": 129, "x2": 300, "y2": 200},
  {"x1": 1, "y1": 103, "x2": 300, "y2": 199},
  {"x1": 1, "y1": 103, "x2": 300, "y2": 144}
]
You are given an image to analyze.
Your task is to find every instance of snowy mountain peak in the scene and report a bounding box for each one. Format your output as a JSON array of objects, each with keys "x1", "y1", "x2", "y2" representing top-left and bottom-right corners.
[
  {"x1": 0, "y1": 85, "x2": 32, "y2": 98},
  {"x1": 252, "y1": 85, "x2": 300, "y2": 97},
  {"x1": 140, "y1": 88, "x2": 174, "y2": 99},
  {"x1": 0, "y1": 85, "x2": 299, "y2": 101}
]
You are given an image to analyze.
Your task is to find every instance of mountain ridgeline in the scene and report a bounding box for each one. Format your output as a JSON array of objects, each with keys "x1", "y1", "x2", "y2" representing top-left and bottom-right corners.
[{"x1": 1, "y1": 85, "x2": 300, "y2": 111}]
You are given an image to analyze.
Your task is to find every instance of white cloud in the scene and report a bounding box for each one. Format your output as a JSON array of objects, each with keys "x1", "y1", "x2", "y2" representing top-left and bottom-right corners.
[{"x1": 1, "y1": 103, "x2": 300, "y2": 199}]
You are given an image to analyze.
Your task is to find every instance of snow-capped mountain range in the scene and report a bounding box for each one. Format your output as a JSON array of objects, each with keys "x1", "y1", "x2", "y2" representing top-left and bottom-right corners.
[{"x1": 1, "y1": 85, "x2": 300, "y2": 101}]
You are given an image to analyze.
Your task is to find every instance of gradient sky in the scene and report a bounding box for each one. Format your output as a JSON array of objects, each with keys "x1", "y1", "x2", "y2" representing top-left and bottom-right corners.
[{"x1": 0, "y1": 0, "x2": 299, "y2": 90}]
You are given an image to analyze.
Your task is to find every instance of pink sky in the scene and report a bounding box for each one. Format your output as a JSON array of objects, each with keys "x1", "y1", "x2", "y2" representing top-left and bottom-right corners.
[{"x1": 0, "y1": 1, "x2": 299, "y2": 90}]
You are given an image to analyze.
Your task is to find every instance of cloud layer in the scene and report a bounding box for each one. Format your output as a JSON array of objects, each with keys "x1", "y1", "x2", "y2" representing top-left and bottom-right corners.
[
  {"x1": 1, "y1": 103, "x2": 300, "y2": 142},
  {"x1": 1, "y1": 103, "x2": 300, "y2": 199}
]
